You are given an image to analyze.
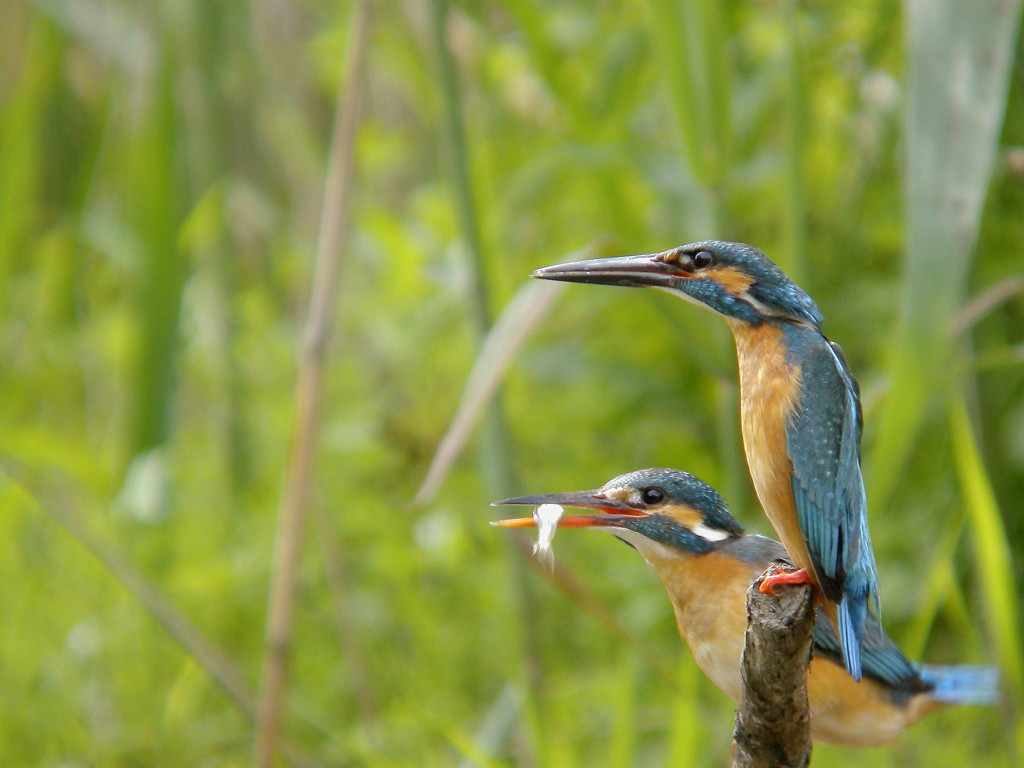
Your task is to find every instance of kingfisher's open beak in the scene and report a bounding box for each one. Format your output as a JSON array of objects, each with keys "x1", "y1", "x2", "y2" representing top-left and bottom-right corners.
[
  {"x1": 490, "y1": 490, "x2": 647, "y2": 529},
  {"x1": 530, "y1": 251, "x2": 690, "y2": 290}
]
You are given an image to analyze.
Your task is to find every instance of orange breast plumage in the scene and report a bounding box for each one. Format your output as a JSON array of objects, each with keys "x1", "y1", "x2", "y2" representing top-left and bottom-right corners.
[{"x1": 728, "y1": 321, "x2": 816, "y2": 583}]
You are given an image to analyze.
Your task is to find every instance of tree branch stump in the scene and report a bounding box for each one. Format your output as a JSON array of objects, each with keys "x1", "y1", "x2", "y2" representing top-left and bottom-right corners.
[{"x1": 731, "y1": 573, "x2": 815, "y2": 768}]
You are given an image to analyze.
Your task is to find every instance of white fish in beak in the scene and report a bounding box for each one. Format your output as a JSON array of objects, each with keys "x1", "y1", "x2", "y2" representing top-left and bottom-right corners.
[{"x1": 532, "y1": 503, "x2": 563, "y2": 571}]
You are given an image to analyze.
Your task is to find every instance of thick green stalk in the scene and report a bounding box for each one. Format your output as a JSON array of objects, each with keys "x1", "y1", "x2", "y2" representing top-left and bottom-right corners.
[
  {"x1": 178, "y1": 0, "x2": 250, "y2": 494},
  {"x1": 643, "y1": 0, "x2": 733, "y2": 236},
  {"x1": 427, "y1": 3, "x2": 534, "y2": 763},
  {"x1": 781, "y1": 0, "x2": 808, "y2": 284},
  {"x1": 125, "y1": 49, "x2": 184, "y2": 461},
  {"x1": 0, "y1": 20, "x2": 59, "y2": 285},
  {"x1": 427, "y1": 0, "x2": 516, "y2": 499},
  {"x1": 868, "y1": 0, "x2": 1023, "y2": 511}
]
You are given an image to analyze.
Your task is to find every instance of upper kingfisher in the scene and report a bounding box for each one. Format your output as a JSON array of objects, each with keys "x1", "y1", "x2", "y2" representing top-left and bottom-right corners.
[
  {"x1": 532, "y1": 241, "x2": 878, "y2": 680},
  {"x1": 492, "y1": 468, "x2": 997, "y2": 747}
]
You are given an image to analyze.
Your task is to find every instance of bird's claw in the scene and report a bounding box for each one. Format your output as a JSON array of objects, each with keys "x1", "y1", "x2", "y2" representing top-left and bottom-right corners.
[{"x1": 757, "y1": 563, "x2": 811, "y2": 596}]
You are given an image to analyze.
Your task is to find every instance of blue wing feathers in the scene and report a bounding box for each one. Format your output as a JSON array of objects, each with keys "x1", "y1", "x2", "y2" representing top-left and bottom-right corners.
[
  {"x1": 784, "y1": 326, "x2": 880, "y2": 679},
  {"x1": 812, "y1": 605, "x2": 918, "y2": 688},
  {"x1": 812, "y1": 602, "x2": 998, "y2": 704},
  {"x1": 742, "y1": 533, "x2": 995, "y2": 706}
]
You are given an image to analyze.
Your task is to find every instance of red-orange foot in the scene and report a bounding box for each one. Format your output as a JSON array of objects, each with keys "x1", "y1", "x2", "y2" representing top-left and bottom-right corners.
[{"x1": 758, "y1": 564, "x2": 811, "y2": 596}]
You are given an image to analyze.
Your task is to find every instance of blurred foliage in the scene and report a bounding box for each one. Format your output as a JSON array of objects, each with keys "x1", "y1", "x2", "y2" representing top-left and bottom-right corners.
[{"x1": 0, "y1": 0, "x2": 1022, "y2": 766}]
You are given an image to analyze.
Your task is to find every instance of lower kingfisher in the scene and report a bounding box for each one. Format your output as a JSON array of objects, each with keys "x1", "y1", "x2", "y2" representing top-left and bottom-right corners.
[
  {"x1": 532, "y1": 241, "x2": 878, "y2": 680},
  {"x1": 492, "y1": 468, "x2": 997, "y2": 748}
]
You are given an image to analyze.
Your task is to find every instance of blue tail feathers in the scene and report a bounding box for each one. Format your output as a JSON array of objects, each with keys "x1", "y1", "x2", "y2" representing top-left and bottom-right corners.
[
  {"x1": 837, "y1": 552, "x2": 879, "y2": 682},
  {"x1": 837, "y1": 594, "x2": 866, "y2": 681},
  {"x1": 919, "y1": 664, "x2": 1000, "y2": 705}
]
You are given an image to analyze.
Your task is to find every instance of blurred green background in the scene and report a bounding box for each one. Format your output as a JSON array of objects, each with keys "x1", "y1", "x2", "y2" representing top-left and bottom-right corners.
[{"x1": 1, "y1": 0, "x2": 1022, "y2": 765}]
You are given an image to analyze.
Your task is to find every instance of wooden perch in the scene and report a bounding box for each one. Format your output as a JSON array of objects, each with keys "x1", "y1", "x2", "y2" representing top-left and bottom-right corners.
[{"x1": 732, "y1": 574, "x2": 815, "y2": 768}]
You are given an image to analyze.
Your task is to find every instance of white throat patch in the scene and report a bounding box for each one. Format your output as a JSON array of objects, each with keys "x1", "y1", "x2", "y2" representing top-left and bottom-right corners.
[
  {"x1": 736, "y1": 289, "x2": 776, "y2": 317},
  {"x1": 692, "y1": 522, "x2": 731, "y2": 542},
  {"x1": 604, "y1": 527, "x2": 676, "y2": 565},
  {"x1": 603, "y1": 520, "x2": 731, "y2": 564}
]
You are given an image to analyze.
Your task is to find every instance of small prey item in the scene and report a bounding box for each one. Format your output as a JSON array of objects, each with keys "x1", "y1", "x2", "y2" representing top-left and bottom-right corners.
[{"x1": 531, "y1": 503, "x2": 563, "y2": 571}]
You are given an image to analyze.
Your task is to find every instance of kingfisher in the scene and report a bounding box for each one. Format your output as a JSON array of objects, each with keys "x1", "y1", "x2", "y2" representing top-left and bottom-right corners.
[
  {"x1": 492, "y1": 468, "x2": 997, "y2": 748},
  {"x1": 532, "y1": 241, "x2": 877, "y2": 680}
]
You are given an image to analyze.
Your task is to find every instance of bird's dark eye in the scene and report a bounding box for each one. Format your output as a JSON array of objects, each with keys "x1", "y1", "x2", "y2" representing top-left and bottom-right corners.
[
  {"x1": 692, "y1": 250, "x2": 714, "y2": 269},
  {"x1": 640, "y1": 487, "x2": 665, "y2": 505}
]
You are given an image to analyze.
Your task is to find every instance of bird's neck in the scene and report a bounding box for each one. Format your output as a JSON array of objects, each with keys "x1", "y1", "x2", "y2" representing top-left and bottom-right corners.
[{"x1": 649, "y1": 548, "x2": 756, "y2": 701}]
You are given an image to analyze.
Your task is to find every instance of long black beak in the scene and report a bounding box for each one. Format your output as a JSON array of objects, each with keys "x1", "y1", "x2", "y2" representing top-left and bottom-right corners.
[
  {"x1": 530, "y1": 251, "x2": 688, "y2": 290},
  {"x1": 490, "y1": 489, "x2": 646, "y2": 529}
]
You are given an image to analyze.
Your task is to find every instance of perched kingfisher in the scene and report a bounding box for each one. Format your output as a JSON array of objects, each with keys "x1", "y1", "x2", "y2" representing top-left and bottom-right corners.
[
  {"x1": 532, "y1": 241, "x2": 877, "y2": 680},
  {"x1": 492, "y1": 468, "x2": 997, "y2": 748}
]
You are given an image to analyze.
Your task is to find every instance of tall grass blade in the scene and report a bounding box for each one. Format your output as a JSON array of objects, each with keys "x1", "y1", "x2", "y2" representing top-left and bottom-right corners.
[
  {"x1": 124, "y1": 44, "x2": 184, "y2": 461},
  {"x1": 608, "y1": 654, "x2": 637, "y2": 768},
  {"x1": 0, "y1": 19, "x2": 59, "y2": 282},
  {"x1": 414, "y1": 279, "x2": 565, "y2": 505},
  {"x1": 442, "y1": 727, "x2": 509, "y2": 768},
  {"x1": 868, "y1": 0, "x2": 1023, "y2": 510},
  {"x1": 781, "y1": 0, "x2": 808, "y2": 284},
  {"x1": 457, "y1": 683, "x2": 522, "y2": 768},
  {"x1": 901, "y1": 521, "x2": 964, "y2": 660},
  {"x1": 643, "y1": 0, "x2": 733, "y2": 234},
  {"x1": 427, "y1": 0, "x2": 518, "y2": 499},
  {"x1": 950, "y1": 277, "x2": 1024, "y2": 339},
  {"x1": 643, "y1": 0, "x2": 702, "y2": 187},
  {"x1": 314, "y1": 504, "x2": 379, "y2": 732},
  {"x1": 0, "y1": 474, "x2": 324, "y2": 768},
  {"x1": 426, "y1": 3, "x2": 543, "y2": 762},
  {"x1": 950, "y1": 397, "x2": 1023, "y2": 697},
  {"x1": 4, "y1": 474, "x2": 255, "y2": 714},
  {"x1": 253, "y1": 3, "x2": 373, "y2": 765},
  {"x1": 665, "y1": 656, "x2": 702, "y2": 768}
]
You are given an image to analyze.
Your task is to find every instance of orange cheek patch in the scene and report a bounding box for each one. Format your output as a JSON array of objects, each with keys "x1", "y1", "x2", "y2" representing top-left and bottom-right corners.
[
  {"x1": 705, "y1": 266, "x2": 755, "y2": 296},
  {"x1": 663, "y1": 505, "x2": 703, "y2": 530}
]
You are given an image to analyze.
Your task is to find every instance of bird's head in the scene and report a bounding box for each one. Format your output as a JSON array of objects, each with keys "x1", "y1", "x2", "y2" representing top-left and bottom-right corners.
[
  {"x1": 491, "y1": 468, "x2": 744, "y2": 558},
  {"x1": 532, "y1": 240, "x2": 823, "y2": 328}
]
